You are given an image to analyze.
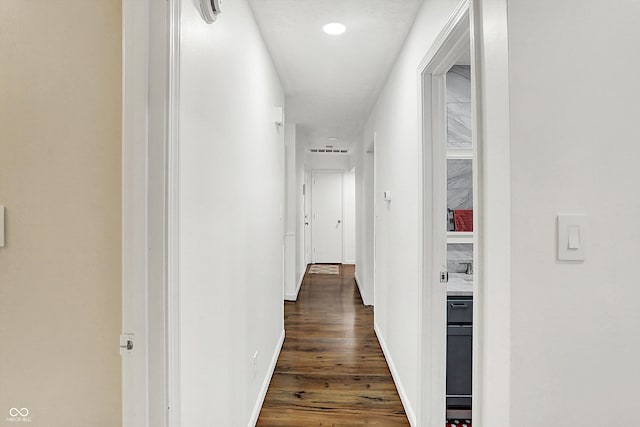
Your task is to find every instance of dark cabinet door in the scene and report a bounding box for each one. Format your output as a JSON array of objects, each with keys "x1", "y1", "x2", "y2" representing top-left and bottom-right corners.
[{"x1": 446, "y1": 325, "x2": 472, "y2": 408}]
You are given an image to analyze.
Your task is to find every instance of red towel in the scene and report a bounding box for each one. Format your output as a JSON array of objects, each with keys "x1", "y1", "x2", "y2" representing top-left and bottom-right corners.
[{"x1": 454, "y1": 209, "x2": 473, "y2": 232}]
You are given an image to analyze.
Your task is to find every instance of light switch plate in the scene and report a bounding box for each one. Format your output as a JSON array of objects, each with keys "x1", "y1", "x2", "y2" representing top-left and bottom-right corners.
[{"x1": 558, "y1": 214, "x2": 586, "y2": 261}]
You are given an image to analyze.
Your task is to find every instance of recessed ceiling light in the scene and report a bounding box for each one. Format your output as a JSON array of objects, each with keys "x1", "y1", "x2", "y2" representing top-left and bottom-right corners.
[
  {"x1": 328, "y1": 137, "x2": 338, "y2": 141},
  {"x1": 323, "y1": 23, "x2": 346, "y2": 36}
]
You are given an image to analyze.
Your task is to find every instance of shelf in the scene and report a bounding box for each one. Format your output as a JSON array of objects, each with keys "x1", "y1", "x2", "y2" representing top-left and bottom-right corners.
[
  {"x1": 447, "y1": 232, "x2": 474, "y2": 244},
  {"x1": 446, "y1": 148, "x2": 473, "y2": 159}
]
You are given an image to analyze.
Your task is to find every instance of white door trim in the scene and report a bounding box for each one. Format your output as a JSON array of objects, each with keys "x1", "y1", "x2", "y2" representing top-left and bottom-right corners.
[
  {"x1": 372, "y1": 133, "x2": 377, "y2": 308},
  {"x1": 122, "y1": 2, "x2": 151, "y2": 425},
  {"x1": 167, "y1": 0, "x2": 181, "y2": 425},
  {"x1": 416, "y1": 2, "x2": 470, "y2": 426},
  {"x1": 122, "y1": 0, "x2": 176, "y2": 426},
  {"x1": 469, "y1": 1, "x2": 512, "y2": 425}
]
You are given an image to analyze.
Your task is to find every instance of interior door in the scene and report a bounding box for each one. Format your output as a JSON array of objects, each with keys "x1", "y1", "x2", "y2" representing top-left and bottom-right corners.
[{"x1": 312, "y1": 170, "x2": 343, "y2": 263}]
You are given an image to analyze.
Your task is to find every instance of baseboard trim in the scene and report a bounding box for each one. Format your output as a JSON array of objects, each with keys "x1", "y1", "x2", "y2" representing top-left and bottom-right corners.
[
  {"x1": 285, "y1": 268, "x2": 306, "y2": 301},
  {"x1": 354, "y1": 272, "x2": 372, "y2": 306},
  {"x1": 354, "y1": 272, "x2": 364, "y2": 304},
  {"x1": 248, "y1": 329, "x2": 285, "y2": 427},
  {"x1": 374, "y1": 322, "x2": 417, "y2": 426}
]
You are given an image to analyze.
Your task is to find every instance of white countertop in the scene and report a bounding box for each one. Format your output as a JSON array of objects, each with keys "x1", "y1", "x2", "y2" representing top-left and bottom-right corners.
[{"x1": 447, "y1": 273, "x2": 474, "y2": 296}]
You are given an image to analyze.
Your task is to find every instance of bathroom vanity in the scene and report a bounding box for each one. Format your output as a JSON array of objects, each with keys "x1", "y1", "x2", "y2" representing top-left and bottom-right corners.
[{"x1": 446, "y1": 276, "x2": 472, "y2": 418}]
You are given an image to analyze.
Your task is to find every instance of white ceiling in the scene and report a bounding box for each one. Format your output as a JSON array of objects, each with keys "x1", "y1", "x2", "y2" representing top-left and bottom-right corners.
[{"x1": 248, "y1": 0, "x2": 425, "y2": 150}]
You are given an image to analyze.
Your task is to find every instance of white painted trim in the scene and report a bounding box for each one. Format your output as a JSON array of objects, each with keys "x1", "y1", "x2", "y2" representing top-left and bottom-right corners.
[
  {"x1": 122, "y1": 0, "x2": 177, "y2": 424},
  {"x1": 372, "y1": 132, "x2": 378, "y2": 315},
  {"x1": 469, "y1": 1, "x2": 512, "y2": 425},
  {"x1": 446, "y1": 148, "x2": 474, "y2": 159},
  {"x1": 374, "y1": 323, "x2": 417, "y2": 427},
  {"x1": 447, "y1": 231, "x2": 474, "y2": 244},
  {"x1": 121, "y1": 1, "x2": 151, "y2": 424},
  {"x1": 343, "y1": 259, "x2": 356, "y2": 265},
  {"x1": 354, "y1": 273, "x2": 372, "y2": 306},
  {"x1": 247, "y1": 330, "x2": 286, "y2": 427},
  {"x1": 146, "y1": 1, "x2": 171, "y2": 425},
  {"x1": 167, "y1": 0, "x2": 182, "y2": 425},
  {"x1": 416, "y1": 2, "x2": 470, "y2": 426},
  {"x1": 285, "y1": 269, "x2": 306, "y2": 301},
  {"x1": 284, "y1": 232, "x2": 297, "y2": 299}
]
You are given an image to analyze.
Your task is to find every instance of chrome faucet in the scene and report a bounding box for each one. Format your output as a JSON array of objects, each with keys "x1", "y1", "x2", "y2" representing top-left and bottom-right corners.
[{"x1": 459, "y1": 261, "x2": 473, "y2": 275}]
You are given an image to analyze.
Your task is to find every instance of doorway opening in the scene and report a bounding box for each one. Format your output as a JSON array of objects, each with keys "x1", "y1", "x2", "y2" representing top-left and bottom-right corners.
[
  {"x1": 417, "y1": 2, "x2": 479, "y2": 426},
  {"x1": 310, "y1": 168, "x2": 356, "y2": 266}
]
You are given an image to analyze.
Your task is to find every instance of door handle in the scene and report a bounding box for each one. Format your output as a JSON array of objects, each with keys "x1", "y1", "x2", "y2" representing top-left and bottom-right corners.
[
  {"x1": 337, "y1": 220, "x2": 341, "y2": 224},
  {"x1": 450, "y1": 303, "x2": 470, "y2": 309}
]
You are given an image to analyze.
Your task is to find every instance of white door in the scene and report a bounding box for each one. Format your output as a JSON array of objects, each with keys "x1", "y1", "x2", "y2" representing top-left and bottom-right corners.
[{"x1": 312, "y1": 171, "x2": 343, "y2": 263}]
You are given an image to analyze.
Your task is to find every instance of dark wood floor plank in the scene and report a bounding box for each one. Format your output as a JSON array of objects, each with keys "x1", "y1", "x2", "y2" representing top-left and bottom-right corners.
[{"x1": 257, "y1": 264, "x2": 410, "y2": 426}]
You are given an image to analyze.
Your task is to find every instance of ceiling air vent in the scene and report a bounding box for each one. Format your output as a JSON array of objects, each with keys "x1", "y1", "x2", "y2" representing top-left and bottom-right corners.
[{"x1": 309, "y1": 148, "x2": 349, "y2": 154}]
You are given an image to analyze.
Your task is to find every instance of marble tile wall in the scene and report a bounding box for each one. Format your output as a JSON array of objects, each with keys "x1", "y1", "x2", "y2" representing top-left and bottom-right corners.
[
  {"x1": 446, "y1": 66, "x2": 473, "y2": 270},
  {"x1": 446, "y1": 65, "x2": 471, "y2": 148},
  {"x1": 447, "y1": 243, "x2": 473, "y2": 273},
  {"x1": 447, "y1": 158, "x2": 473, "y2": 211}
]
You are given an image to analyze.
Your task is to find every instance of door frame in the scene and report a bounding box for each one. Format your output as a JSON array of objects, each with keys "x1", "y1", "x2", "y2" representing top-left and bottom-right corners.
[
  {"x1": 372, "y1": 133, "x2": 377, "y2": 308},
  {"x1": 310, "y1": 169, "x2": 345, "y2": 264},
  {"x1": 122, "y1": 0, "x2": 179, "y2": 426},
  {"x1": 417, "y1": 2, "x2": 468, "y2": 426},
  {"x1": 416, "y1": 1, "x2": 512, "y2": 426}
]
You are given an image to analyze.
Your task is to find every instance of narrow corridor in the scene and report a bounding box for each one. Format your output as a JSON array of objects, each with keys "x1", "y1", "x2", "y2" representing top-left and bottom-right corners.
[{"x1": 257, "y1": 265, "x2": 409, "y2": 426}]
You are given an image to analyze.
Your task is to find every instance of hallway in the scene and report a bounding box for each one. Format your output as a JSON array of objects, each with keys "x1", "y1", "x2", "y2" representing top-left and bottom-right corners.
[{"x1": 257, "y1": 265, "x2": 409, "y2": 426}]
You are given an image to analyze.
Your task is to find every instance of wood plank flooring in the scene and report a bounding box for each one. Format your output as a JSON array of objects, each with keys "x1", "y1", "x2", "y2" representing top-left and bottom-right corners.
[{"x1": 257, "y1": 264, "x2": 410, "y2": 426}]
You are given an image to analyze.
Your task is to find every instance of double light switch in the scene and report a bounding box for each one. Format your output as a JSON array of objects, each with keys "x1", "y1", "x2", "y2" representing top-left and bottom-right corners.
[{"x1": 558, "y1": 214, "x2": 586, "y2": 261}]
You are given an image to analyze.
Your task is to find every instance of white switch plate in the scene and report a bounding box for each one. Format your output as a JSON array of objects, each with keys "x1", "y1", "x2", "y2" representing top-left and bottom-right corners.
[
  {"x1": 0, "y1": 206, "x2": 4, "y2": 247},
  {"x1": 558, "y1": 214, "x2": 586, "y2": 261}
]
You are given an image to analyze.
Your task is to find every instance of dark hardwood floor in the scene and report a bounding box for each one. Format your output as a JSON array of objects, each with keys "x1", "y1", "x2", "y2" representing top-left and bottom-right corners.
[{"x1": 257, "y1": 264, "x2": 410, "y2": 426}]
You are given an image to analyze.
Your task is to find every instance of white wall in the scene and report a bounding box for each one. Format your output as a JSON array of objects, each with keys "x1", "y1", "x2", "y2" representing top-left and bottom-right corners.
[
  {"x1": 308, "y1": 152, "x2": 352, "y2": 170},
  {"x1": 343, "y1": 168, "x2": 356, "y2": 264},
  {"x1": 295, "y1": 128, "x2": 308, "y2": 284},
  {"x1": 177, "y1": 0, "x2": 285, "y2": 425},
  {"x1": 353, "y1": 136, "x2": 375, "y2": 306},
  {"x1": 506, "y1": 0, "x2": 640, "y2": 425},
  {"x1": 353, "y1": 0, "x2": 466, "y2": 422},
  {"x1": 284, "y1": 123, "x2": 298, "y2": 300}
]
